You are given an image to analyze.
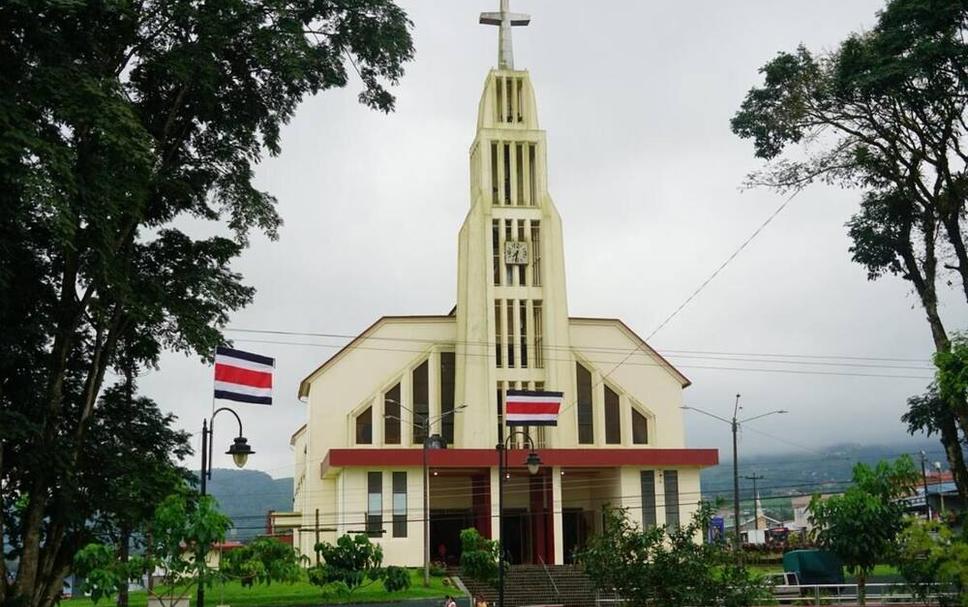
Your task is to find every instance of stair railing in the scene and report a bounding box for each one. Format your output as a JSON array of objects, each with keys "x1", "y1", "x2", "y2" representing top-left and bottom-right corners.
[{"x1": 537, "y1": 556, "x2": 560, "y2": 598}]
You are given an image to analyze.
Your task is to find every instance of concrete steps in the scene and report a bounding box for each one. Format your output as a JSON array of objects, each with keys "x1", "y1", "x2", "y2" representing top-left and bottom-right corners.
[{"x1": 455, "y1": 565, "x2": 597, "y2": 607}]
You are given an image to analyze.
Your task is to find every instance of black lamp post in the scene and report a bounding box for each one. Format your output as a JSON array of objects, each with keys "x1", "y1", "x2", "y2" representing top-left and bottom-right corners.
[
  {"x1": 198, "y1": 407, "x2": 254, "y2": 607},
  {"x1": 496, "y1": 431, "x2": 541, "y2": 607}
]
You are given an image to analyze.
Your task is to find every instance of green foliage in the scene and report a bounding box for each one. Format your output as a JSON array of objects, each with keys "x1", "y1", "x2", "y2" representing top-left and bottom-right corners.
[
  {"x1": 895, "y1": 518, "x2": 968, "y2": 606},
  {"x1": 809, "y1": 457, "x2": 919, "y2": 605},
  {"x1": 309, "y1": 534, "x2": 386, "y2": 594},
  {"x1": 221, "y1": 537, "x2": 307, "y2": 586},
  {"x1": 75, "y1": 493, "x2": 233, "y2": 603},
  {"x1": 0, "y1": 1, "x2": 413, "y2": 604},
  {"x1": 459, "y1": 527, "x2": 502, "y2": 585},
  {"x1": 382, "y1": 566, "x2": 411, "y2": 592},
  {"x1": 580, "y1": 505, "x2": 767, "y2": 607},
  {"x1": 429, "y1": 561, "x2": 447, "y2": 577},
  {"x1": 730, "y1": 0, "x2": 968, "y2": 498}
]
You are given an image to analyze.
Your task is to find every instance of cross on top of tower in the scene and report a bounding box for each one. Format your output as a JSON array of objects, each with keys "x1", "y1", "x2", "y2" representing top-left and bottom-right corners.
[{"x1": 479, "y1": 0, "x2": 530, "y2": 70}]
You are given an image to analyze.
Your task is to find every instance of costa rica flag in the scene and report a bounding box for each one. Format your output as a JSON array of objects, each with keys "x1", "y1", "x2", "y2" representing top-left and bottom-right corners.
[
  {"x1": 214, "y1": 346, "x2": 275, "y2": 405},
  {"x1": 506, "y1": 390, "x2": 562, "y2": 426}
]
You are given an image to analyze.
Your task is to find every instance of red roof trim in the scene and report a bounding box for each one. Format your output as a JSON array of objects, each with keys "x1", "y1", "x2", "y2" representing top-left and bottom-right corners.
[{"x1": 322, "y1": 448, "x2": 718, "y2": 476}]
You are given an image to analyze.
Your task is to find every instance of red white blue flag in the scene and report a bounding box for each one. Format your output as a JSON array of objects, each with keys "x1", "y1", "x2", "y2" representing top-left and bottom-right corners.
[
  {"x1": 214, "y1": 346, "x2": 275, "y2": 405},
  {"x1": 506, "y1": 390, "x2": 562, "y2": 426}
]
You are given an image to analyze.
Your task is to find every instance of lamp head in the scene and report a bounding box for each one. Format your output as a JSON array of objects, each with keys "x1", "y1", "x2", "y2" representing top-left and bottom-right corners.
[
  {"x1": 227, "y1": 436, "x2": 254, "y2": 468},
  {"x1": 526, "y1": 451, "x2": 541, "y2": 475}
]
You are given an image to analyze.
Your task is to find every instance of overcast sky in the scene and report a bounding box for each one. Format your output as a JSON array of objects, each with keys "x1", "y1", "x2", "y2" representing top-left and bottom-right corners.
[{"x1": 139, "y1": 0, "x2": 963, "y2": 478}]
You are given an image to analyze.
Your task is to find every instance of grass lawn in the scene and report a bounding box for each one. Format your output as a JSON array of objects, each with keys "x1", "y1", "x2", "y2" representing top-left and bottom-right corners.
[
  {"x1": 63, "y1": 569, "x2": 455, "y2": 607},
  {"x1": 748, "y1": 563, "x2": 901, "y2": 583}
]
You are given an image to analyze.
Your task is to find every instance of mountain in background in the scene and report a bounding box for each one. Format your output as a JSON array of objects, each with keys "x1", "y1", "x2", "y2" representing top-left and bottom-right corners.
[{"x1": 206, "y1": 468, "x2": 293, "y2": 540}]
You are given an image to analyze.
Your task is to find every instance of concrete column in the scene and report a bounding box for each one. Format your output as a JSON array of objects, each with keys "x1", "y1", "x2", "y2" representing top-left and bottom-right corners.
[
  {"x1": 490, "y1": 466, "x2": 502, "y2": 542},
  {"x1": 428, "y1": 349, "x2": 440, "y2": 430},
  {"x1": 522, "y1": 143, "x2": 532, "y2": 206},
  {"x1": 552, "y1": 466, "x2": 563, "y2": 564},
  {"x1": 593, "y1": 369, "x2": 606, "y2": 446},
  {"x1": 620, "y1": 393, "x2": 631, "y2": 446}
]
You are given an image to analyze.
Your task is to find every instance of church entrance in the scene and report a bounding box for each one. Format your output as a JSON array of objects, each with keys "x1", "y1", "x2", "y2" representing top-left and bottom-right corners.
[
  {"x1": 500, "y1": 508, "x2": 531, "y2": 564},
  {"x1": 562, "y1": 508, "x2": 593, "y2": 564},
  {"x1": 429, "y1": 509, "x2": 473, "y2": 567}
]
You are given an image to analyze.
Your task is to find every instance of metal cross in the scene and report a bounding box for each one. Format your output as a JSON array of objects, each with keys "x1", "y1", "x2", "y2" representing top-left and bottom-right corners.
[{"x1": 480, "y1": 0, "x2": 530, "y2": 70}]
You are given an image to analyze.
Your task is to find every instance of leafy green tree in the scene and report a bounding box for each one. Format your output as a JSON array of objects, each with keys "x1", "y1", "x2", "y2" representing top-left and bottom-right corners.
[
  {"x1": 75, "y1": 493, "x2": 233, "y2": 607},
  {"x1": 580, "y1": 505, "x2": 767, "y2": 607},
  {"x1": 221, "y1": 537, "x2": 306, "y2": 587},
  {"x1": 458, "y1": 527, "x2": 502, "y2": 585},
  {"x1": 0, "y1": 2, "x2": 413, "y2": 606},
  {"x1": 895, "y1": 518, "x2": 968, "y2": 606},
  {"x1": 309, "y1": 534, "x2": 403, "y2": 595},
  {"x1": 730, "y1": 0, "x2": 968, "y2": 499},
  {"x1": 809, "y1": 457, "x2": 919, "y2": 605}
]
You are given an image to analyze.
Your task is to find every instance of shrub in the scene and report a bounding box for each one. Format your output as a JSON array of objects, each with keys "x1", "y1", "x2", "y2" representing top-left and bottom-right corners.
[
  {"x1": 383, "y1": 566, "x2": 411, "y2": 592},
  {"x1": 459, "y1": 528, "x2": 502, "y2": 584}
]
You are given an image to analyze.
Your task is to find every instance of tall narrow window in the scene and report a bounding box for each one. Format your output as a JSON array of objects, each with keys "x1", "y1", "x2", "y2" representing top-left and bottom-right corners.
[
  {"x1": 641, "y1": 471, "x2": 657, "y2": 528},
  {"x1": 356, "y1": 406, "x2": 373, "y2": 445},
  {"x1": 664, "y1": 470, "x2": 680, "y2": 527},
  {"x1": 632, "y1": 408, "x2": 649, "y2": 445},
  {"x1": 516, "y1": 77, "x2": 524, "y2": 121},
  {"x1": 495, "y1": 302, "x2": 503, "y2": 368},
  {"x1": 503, "y1": 143, "x2": 511, "y2": 205},
  {"x1": 519, "y1": 302, "x2": 528, "y2": 368},
  {"x1": 528, "y1": 144, "x2": 537, "y2": 205},
  {"x1": 366, "y1": 471, "x2": 383, "y2": 537},
  {"x1": 516, "y1": 143, "x2": 524, "y2": 205},
  {"x1": 495, "y1": 76, "x2": 504, "y2": 123},
  {"x1": 492, "y1": 219, "x2": 501, "y2": 285},
  {"x1": 576, "y1": 363, "x2": 593, "y2": 444},
  {"x1": 412, "y1": 361, "x2": 429, "y2": 444},
  {"x1": 506, "y1": 300, "x2": 515, "y2": 367},
  {"x1": 605, "y1": 386, "x2": 621, "y2": 444},
  {"x1": 530, "y1": 221, "x2": 541, "y2": 286},
  {"x1": 517, "y1": 221, "x2": 526, "y2": 285},
  {"x1": 440, "y1": 352, "x2": 456, "y2": 445},
  {"x1": 533, "y1": 301, "x2": 544, "y2": 368},
  {"x1": 490, "y1": 143, "x2": 499, "y2": 203},
  {"x1": 392, "y1": 472, "x2": 407, "y2": 537},
  {"x1": 384, "y1": 384, "x2": 401, "y2": 445},
  {"x1": 505, "y1": 77, "x2": 513, "y2": 121},
  {"x1": 496, "y1": 385, "x2": 504, "y2": 441}
]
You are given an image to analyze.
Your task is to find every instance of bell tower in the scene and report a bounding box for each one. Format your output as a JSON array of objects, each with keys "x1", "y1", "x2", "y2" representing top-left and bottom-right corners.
[{"x1": 454, "y1": 2, "x2": 574, "y2": 450}]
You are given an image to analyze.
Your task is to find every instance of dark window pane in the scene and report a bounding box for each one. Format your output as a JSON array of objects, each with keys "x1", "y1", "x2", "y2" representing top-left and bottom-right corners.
[
  {"x1": 367, "y1": 471, "x2": 383, "y2": 537},
  {"x1": 356, "y1": 406, "x2": 372, "y2": 445},
  {"x1": 440, "y1": 353, "x2": 456, "y2": 444},
  {"x1": 384, "y1": 384, "x2": 401, "y2": 444},
  {"x1": 576, "y1": 363, "x2": 593, "y2": 444},
  {"x1": 664, "y1": 470, "x2": 680, "y2": 527},
  {"x1": 413, "y1": 361, "x2": 429, "y2": 443},
  {"x1": 392, "y1": 471, "x2": 407, "y2": 538},
  {"x1": 632, "y1": 409, "x2": 648, "y2": 445},
  {"x1": 604, "y1": 386, "x2": 621, "y2": 444},
  {"x1": 641, "y1": 471, "x2": 657, "y2": 528}
]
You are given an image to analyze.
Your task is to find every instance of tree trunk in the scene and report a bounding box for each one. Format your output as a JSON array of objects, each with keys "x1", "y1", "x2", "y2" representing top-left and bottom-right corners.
[
  {"x1": 119, "y1": 525, "x2": 131, "y2": 607},
  {"x1": 857, "y1": 570, "x2": 866, "y2": 606}
]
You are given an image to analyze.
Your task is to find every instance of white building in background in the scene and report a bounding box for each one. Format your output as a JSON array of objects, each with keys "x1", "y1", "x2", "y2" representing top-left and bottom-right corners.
[{"x1": 274, "y1": 3, "x2": 718, "y2": 567}]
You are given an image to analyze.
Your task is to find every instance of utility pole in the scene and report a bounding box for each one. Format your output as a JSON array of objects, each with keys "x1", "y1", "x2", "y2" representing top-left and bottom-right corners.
[
  {"x1": 920, "y1": 451, "x2": 932, "y2": 520},
  {"x1": 743, "y1": 474, "x2": 765, "y2": 530},
  {"x1": 732, "y1": 394, "x2": 742, "y2": 551}
]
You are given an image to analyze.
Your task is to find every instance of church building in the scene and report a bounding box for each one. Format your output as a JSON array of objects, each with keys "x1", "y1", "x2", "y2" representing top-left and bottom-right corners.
[{"x1": 275, "y1": 3, "x2": 718, "y2": 567}]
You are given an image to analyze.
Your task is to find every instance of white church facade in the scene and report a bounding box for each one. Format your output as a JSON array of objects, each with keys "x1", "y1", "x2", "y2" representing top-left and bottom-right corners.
[{"x1": 276, "y1": 4, "x2": 718, "y2": 567}]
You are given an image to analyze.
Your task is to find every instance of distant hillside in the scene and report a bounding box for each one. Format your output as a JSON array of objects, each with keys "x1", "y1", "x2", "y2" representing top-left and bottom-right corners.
[{"x1": 205, "y1": 468, "x2": 292, "y2": 540}]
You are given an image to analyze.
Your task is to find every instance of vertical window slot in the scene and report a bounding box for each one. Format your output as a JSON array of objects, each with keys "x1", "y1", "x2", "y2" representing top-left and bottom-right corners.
[
  {"x1": 576, "y1": 363, "x2": 593, "y2": 444},
  {"x1": 492, "y1": 219, "x2": 501, "y2": 285},
  {"x1": 506, "y1": 299, "x2": 515, "y2": 367},
  {"x1": 490, "y1": 142, "x2": 499, "y2": 204},
  {"x1": 392, "y1": 472, "x2": 407, "y2": 537},
  {"x1": 605, "y1": 386, "x2": 621, "y2": 444},
  {"x1": 366, "y1": 471, "x2": 382, "y2": 537},
  {"x1": 533, "y1": 301, "x2": 543, "y2": 369},
  {"x1": 412, "y1": 361, "x2": 429, "y2": 444},
  {"x1": 520, "y1": 300, "x2": 528, "y2": 368},
  {"x1": 531, "y1": 221, "x2": 541, "y2": 287},
  {"x1": 495, "y1": 301, "x2": 503, "y2": 368},
  {"x1": 384, "y1": 384, "x2": 401, "y2": 444}
]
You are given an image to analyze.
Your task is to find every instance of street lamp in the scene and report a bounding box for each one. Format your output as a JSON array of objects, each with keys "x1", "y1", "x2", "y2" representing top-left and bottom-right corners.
[
  {"x1": 682, "y1": 395, "x2": 786, "y2": 553},
  {"x1": 385, "y1": 401, "x2": 467, "y2": 587},
  {"x1": 198, "y1": 407, "x2": 254, "y2": 607},
  {"x1": 497, "y1": 430, "x2": 542, "y2": 607}
]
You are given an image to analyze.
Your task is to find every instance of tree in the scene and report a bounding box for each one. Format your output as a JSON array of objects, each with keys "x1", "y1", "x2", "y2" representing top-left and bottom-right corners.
[
  {"x1": 0, "y1": 2, "x2": 413, "y2": 606},
  {"x1": 220, "y1": 537, "x2": 306, "y2": 587},
  {"x1": 308, "y1": 534, "x2": 406, "y2": 596},
  {"x1": 580, "y1": 504, "x2": 767, "y2": 607},
  {"x1": 895, "y1": 518, "x2": 968, "y2": 606},
  {"x1": 809, "y1": 457, "x2": 919, "y2": 605},
  {"x1": 458, "y1": 527, "x2": 502, "y2": 585},
  {"x1": 730, "y1": 0, "x2": 968, "y2": 499},
  {"x1": 75, "y1": 493, "x2": 233, "y2": 607}
]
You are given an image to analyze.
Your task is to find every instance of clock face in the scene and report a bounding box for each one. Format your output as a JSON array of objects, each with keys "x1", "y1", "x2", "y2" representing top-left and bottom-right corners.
[{"x1": 504, "y1": 241, "x2": 529, "y2": 264}]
